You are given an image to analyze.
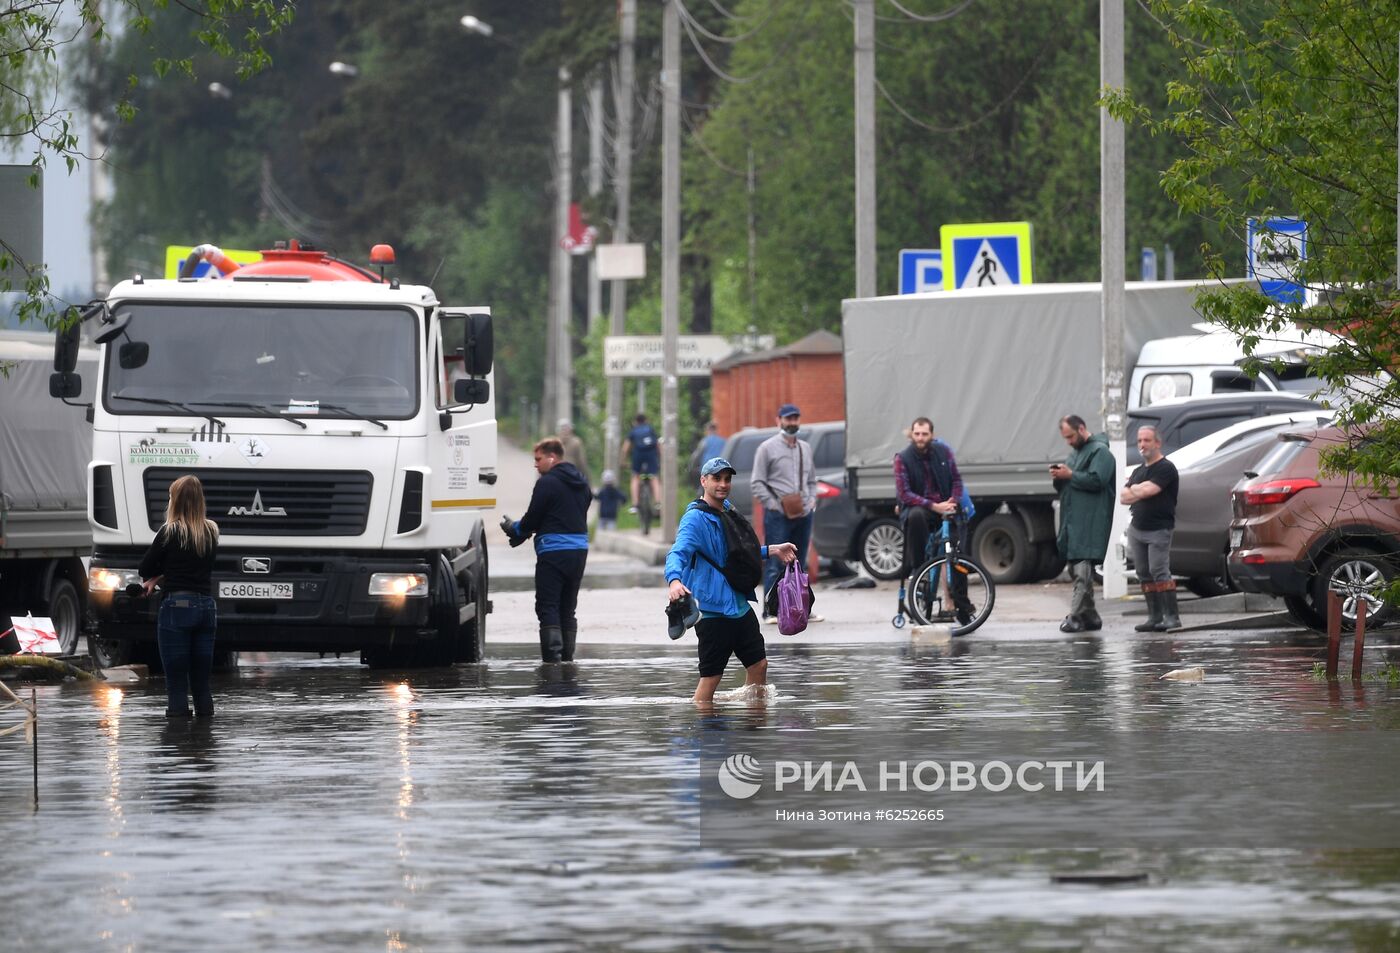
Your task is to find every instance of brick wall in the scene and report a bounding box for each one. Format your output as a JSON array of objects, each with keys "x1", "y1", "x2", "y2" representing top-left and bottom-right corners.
[{"x1": 712, "y1": 352, "x2": 845, "y2": 434}]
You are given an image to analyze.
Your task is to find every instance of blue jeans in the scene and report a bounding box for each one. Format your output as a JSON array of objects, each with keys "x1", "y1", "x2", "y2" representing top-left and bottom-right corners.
[
  {"x1": 762, "y1": 509, "x2": 813, "y2": 601},
  {"x1": 158, "y1": 593, "x2": 218, "y2": 715}
]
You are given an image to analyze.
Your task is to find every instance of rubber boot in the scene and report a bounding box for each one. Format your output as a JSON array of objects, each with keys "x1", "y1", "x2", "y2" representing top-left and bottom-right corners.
[
  {"x1": 560, "y1": 623, "x2": 577, "y2": 663},
  {"x1": 539, "y1": 625, "x2": 564, "y2": 663},
  {"x1": 1155, "y1": 584, "x2": 1182, "y2": 631},
  {"x1": 1081, "y1": 609, "x2": 1103, "y2": 631},
  {"x1": 1134, "y1": 585, "x2": 1162, "y2": 632}
]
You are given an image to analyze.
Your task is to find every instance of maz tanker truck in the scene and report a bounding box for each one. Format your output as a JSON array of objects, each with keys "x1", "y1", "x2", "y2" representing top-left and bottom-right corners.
[{"x1": 49, "y1": 241, "x2": 497, "y2": 668}]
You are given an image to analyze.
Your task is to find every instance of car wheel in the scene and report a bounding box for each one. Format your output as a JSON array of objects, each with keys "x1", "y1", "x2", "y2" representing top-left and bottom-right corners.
[
  {"x1": 971, "y1": 513, "x2": 1032, "y2": 585},
  {"x1": 1314, "y1": 550, "x2": 1395, "y2": 627},
  {"x1": 1185, "y1": 575, "x2": 1234, "y2": 598},
  {"x1": 858, "y1": 518, "x2": 905, "y2": 580},
  {"x1": 1283, "y1": 594, "x2": 1327, "y2": 630}
]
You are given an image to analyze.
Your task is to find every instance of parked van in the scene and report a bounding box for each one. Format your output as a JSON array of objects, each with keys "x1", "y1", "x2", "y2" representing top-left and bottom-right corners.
[{"x1": 1130, "y1": 326, "x2": 1347, "y2": 409}]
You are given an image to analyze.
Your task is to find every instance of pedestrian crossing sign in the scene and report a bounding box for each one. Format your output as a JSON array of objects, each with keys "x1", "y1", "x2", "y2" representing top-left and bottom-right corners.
[{"x1": 939, "y1": 222, "x2": 1033, "y2": 290}]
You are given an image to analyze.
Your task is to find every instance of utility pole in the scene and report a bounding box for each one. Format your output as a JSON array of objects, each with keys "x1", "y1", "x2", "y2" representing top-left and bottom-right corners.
[
  {"x1": 554, "y1": 66, "x2": 573, "y2": 430},
  {"x1": 853, "y1": 0, "x2": 876, "y2": 298},
  {"x1": 605, "y1": 0, "x2": 637, "y2": 477},
  {"x1": 1101, "y1": 0, "x2": 1128, "y2": 600},
  {"x1": 661, "y1": 0, "x2": 681, "y2": 541},
  {"x1": 587, "y1": 76, "x2": 604, "y2": 333}
]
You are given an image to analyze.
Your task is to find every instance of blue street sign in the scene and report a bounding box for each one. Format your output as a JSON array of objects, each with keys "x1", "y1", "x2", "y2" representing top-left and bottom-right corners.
[
  {"x1": 1141, "y1": 247, "x2": 1157, "y2": 281},
  {"x1": 898, "y1": 249, "x2": 943, "y2": 294},
  {"x1": 939, "y1": 222, "x2": 1033, "y2": 290},
  {"x1": 1247, "y1": 217, "x2": 1307, "y2": 304}
]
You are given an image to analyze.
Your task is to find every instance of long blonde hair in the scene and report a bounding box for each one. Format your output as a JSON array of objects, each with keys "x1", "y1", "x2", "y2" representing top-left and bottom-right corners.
[{"x1": 164, "y1": 474, "x2": 219, "y2": 554}]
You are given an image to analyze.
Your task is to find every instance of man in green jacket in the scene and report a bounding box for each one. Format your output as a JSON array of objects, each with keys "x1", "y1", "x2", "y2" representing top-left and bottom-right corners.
[{"x1": 1049, "y1": 415, "x2": 1115, "y2": 632}]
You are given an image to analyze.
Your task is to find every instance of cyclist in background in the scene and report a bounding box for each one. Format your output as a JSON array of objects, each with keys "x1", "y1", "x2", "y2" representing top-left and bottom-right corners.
[{"x1": 622, "y1": 412, "x2": 661, "y2": 514}]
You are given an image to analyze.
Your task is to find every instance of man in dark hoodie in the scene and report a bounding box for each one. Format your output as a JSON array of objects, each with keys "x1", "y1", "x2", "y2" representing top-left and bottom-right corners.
[
  {"x1": 1049, "y1": 415, "x2": 1115, "y2": 632},
  {"x1": 502, "y1": 438, "x2": 592, "y2": 662}
]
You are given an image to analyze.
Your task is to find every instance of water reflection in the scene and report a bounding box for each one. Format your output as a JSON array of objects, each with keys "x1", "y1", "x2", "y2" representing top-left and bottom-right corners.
[{"x1": 2, "y1": 629, "x2": 1398, "y2": 951}]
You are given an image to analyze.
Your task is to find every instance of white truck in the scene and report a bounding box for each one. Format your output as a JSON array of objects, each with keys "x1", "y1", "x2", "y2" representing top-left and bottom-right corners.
[
  {"x1": 841, "y1": 279, "x2": 1251, "y2": 585},
  {"x1": 0, "y1": 330, "x2": 96, "y2": 655},
  {"x1": 49, "y1": 242, "x2": 497, "y2": 668}
]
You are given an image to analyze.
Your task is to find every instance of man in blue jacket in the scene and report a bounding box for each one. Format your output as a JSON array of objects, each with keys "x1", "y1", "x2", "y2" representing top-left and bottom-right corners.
[
  {"x1": 666, "y1": 457, "x2": 797, "y2": 704},
  {"x1": 502, "y1": 438, "x2": 592, "y2": 663}
]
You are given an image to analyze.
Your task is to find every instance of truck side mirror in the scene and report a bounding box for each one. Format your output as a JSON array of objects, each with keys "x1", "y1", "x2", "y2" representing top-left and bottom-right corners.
[
  {"x1": 465, "y1": 313, "x2": 493, "y2": 376},
  {"x1": 53, "y1": 318, "x2": 81, "y2": 373},
  {"x1": 49, "y1": 372, "x2": 82, "y2": 399},
  {"x1": 118, "y1": 341, "x2": 150, "y2": 369},
  {"x1": 453, "y1": 378, "x2": 490, "y2": 404}
]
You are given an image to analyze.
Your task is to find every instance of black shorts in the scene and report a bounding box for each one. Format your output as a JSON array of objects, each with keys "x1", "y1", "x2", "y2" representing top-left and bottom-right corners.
[
  {"x1": 695, "y1": 611, "x2": 766, "y2": 678},
  {"x1": 632, "y1": 454, "x2": 660, "y2": 476}
]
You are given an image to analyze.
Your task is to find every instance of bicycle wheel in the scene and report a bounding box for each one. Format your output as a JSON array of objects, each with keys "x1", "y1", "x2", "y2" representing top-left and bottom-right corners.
[
  {"x1": 906, "y1": 555, "x2": 995, "y2": 636},
  {"x1": 638, "y1": 479, "x2": 654, "y2": 536}
]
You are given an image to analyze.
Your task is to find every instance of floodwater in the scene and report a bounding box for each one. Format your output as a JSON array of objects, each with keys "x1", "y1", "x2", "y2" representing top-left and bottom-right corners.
[{"x1": 5, "y1": 630, "x2": 1400, "y2": 952}]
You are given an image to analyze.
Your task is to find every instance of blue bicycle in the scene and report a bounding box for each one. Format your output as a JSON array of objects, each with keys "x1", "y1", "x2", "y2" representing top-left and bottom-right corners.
[{"x1": 892, "y1": 512, "x2": 995, "y2": 635}]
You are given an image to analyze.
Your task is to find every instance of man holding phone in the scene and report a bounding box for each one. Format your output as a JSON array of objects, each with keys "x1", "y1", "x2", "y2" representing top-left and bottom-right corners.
[{"x1": 1049, "y1": 415, "x2": 1115, "y2": 632}]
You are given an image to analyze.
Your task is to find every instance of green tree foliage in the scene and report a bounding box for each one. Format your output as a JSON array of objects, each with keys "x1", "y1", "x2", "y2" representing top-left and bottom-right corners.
[
  {"x1": 1, "y1": 0, "x2": 293, "y2": 326},
  {"x1": 686, "y1": 0, "x2": 1227, "y2": 344},
  {"x1": 1104, "y1": 1, "x2": 1399, "y2": 486}
]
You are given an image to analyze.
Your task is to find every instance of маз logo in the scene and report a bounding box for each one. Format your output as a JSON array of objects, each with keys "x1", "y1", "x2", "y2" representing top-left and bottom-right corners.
[{"x1": 716, "y1": 754, "x2": 763, "y2": 800}]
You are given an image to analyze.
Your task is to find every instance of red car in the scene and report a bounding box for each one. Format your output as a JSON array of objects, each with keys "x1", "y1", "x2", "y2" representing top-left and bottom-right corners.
[{"x1": 1228, "y1": 425, "x2": 1398, "y2": 629}]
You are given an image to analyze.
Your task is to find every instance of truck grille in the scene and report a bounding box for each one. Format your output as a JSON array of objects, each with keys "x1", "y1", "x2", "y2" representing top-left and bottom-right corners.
[{"x1": 144, "y1": 468, "x2": 373, "y2": 536}]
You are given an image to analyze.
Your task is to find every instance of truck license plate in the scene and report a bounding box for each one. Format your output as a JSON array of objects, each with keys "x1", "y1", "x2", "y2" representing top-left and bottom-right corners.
[
  {"x1": 219, "y1": 581, "x2": 293, "y2": 600},
  {"x1": 1229, "y1": 528, "x2": 1243, "y2": 550}
]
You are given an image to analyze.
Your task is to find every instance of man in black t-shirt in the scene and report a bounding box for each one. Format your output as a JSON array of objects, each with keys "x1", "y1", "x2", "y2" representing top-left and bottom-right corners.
[{"x1": 1120, "y1": 425, "x2": 1180, "y2": 631}]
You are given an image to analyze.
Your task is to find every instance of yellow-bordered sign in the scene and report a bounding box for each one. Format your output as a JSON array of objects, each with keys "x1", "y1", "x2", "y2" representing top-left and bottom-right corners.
[
  {"x1": 163, "y1": 246, "x2": 263, "y2": 279},
  {"x1": 939, "y1": 222, "x2": 1033, "y2": 290}
]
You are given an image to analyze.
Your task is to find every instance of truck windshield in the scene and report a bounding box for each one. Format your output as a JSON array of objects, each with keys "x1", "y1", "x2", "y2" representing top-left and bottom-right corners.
[{"x1": 102, "y1": 302, "x2": 419, "y2": 421}]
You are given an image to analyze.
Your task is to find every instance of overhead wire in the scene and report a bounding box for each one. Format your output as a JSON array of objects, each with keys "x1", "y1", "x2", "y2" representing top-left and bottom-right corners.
[
  {"x1": 881, "y1": 0, "x2": 977, "y2": 24},
  {"x1": 872, "y1": 17, "x2": 1061, "y2": 135}
]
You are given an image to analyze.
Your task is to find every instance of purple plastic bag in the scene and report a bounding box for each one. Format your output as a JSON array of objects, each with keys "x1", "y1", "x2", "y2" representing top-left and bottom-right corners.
[{"x1": 777, "y1": 561, "x2": 815, "y2": 635}]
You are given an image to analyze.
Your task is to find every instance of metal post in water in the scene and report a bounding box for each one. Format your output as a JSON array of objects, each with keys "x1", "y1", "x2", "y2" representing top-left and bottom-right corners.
[
  {"x1": 1326, "y1": 590, "x2": 1342, "y2": 680},
  {"x1": 31, "y1": 688, "x2": 38, "y2": 807},
  {"x1": 1352, "y1": 598, "x2": 1368, "y2": 682}
]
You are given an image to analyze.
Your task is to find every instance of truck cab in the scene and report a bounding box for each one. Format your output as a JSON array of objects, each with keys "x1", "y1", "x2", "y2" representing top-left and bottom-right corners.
[{"x1": 51, "y1": 242, "x2": 497, "y2": 668}]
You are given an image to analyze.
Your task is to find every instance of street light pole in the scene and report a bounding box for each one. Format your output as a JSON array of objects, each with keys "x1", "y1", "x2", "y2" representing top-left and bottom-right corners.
[
  {"x1": 605, "y1": 0, "x2": 637, "y2": 479},
  {"x1": 853, "y1": 0, "x2": 876, "y2": 298},
  {"x1": 554, "y1": 66, "x2": 574, "y2": 431},
  {"x1": 660, "y1": 0, "x2": 680, "y2": 542},
  {"x1": 1101, "y1": 0, "x2": 1128, "y2": 599},
  {"x1": 587, "y1": 76, "x2": 604, "y2": 334}
]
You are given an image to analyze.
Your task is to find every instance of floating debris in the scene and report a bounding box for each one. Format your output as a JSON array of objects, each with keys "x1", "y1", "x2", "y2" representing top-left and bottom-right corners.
[
  {"x1": 1052, "y1": 870, "x2": 1149, "y2": 886},
  {"x1": 1160, "y1": 667, "x2": 1206, "y2": 682}
]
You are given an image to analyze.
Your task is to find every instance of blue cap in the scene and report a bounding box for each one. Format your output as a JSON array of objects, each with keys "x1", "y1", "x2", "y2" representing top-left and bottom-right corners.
[
  {"x1": 700, "y1": 456, "x2": 737, "y2": 477},
  {"x1": 777, "y1": 403, "x2": 801, "y2": 418}
]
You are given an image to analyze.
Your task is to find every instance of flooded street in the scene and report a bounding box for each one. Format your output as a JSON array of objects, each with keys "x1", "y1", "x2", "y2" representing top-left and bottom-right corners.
[{"x1": 6, "y1": 620, "x2": 1400, "y2": 952}]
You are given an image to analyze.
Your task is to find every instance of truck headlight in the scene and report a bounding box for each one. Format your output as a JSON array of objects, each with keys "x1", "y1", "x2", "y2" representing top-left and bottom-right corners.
[
  {"x1": 368, "y1": 573, "x2": 429, "y2": 597},
  {"x1": 90, "y1": 567, "x2": 141, "y2": 592}
]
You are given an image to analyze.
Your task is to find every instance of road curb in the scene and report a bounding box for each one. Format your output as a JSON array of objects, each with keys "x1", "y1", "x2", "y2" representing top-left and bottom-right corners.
[{"x1": 592, "y1": 529, "x2": 670, "y2": 566}]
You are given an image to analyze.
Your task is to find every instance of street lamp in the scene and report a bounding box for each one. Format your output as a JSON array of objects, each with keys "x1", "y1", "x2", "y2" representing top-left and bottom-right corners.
[
  {"x1": 207, "y1": 82, "x2": 232, "y2": 100},
  {"x1": 461, "y1": 13, "x2": 572, "y2": 430},
  {"x1": 328, "y1": 61, "x2": 360, "y2": 78},
  {"x1": 459, "y1": 15, "x2": 493, "y2": 37}
]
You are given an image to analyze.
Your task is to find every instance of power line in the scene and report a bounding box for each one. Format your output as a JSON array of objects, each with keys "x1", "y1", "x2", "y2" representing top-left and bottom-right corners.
[
  {"x1": 881, "y1": 0, "x2": 977, "y2": 24},
  {"x1": 873, "y1": 22, "x2": 1058, "y2": 135}
]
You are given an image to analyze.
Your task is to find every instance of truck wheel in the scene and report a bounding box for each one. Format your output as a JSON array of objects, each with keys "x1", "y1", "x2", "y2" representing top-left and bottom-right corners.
[
  {"x1": 455, "y1": 559, "x2": 488, "y2": 664},
  {"x1": 45, "y1": 577, "x2": 82, "y2": 656},
  {"x1": 90, "y1": 635, "x2": 161, "y2": 672},
  {"x1": 858, "y1": 518, "x2": 905, "y2": 580},
  {"x1": 1033, "y1": 545, "x2": 1066, "y2": 582},
  {"x1": 971, "y1": 514, "x2": 1032, "y2": 585}
]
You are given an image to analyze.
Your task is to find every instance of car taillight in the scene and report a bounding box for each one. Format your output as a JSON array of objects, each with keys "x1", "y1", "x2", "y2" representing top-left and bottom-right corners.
[
  {"x1": 816, "y1": 481, "x2": 841, "y2": 499},
  {"x1": 1242, "y1": 478, "x2": 1320, "y2": 506}
]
